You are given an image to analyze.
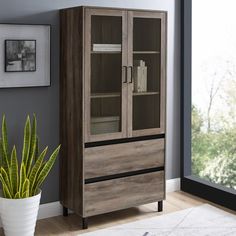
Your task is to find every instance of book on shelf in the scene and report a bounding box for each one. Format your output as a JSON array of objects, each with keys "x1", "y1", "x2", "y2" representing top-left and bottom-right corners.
[{"x1": 93, "y1": 44, "x2": 122, "y2": 52}]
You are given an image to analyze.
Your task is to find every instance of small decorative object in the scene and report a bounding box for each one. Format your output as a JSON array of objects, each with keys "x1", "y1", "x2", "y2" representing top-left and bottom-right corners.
[
  {"x1": 0, "y1": 24, "x2": 51, "y2": 88},
  {"x1": 0, "y1": 114, "x2": 60, "y2": 236},
  {"x1": 5, "y1": 40, "x2": 36, "y2": 72},
  {"x1": 133, "y1": 60, "x2": 147, "y2": 93}
]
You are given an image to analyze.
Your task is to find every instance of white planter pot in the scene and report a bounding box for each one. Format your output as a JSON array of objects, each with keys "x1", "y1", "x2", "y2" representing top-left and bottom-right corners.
[{"x1": 0, "y1": 190, "x2": 41, "y2": 236}]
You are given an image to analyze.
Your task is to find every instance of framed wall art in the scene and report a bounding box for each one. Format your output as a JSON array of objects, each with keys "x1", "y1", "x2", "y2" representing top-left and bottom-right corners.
[{"x1": 0, "y1": 24, "x2": 51, "y2": 88}]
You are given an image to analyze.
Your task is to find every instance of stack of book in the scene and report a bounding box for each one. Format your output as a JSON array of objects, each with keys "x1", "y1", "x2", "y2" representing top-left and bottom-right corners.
[
  {"x1": 133, "y1": 60, "x2": 147, "y2": 93},
  {"x1": 93, "y1": 44, "x2": 122, "y2": 52}
]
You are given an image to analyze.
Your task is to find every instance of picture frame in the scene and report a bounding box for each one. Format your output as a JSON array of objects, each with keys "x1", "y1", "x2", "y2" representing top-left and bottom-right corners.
[{"x1": 0, "y1": 24, "x2": 51, "y2": 88}]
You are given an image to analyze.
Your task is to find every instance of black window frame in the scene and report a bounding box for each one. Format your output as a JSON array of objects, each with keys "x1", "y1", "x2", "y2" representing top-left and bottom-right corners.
[{"x1": 181, "y1": 0, "x2": 236, "y2": 211}]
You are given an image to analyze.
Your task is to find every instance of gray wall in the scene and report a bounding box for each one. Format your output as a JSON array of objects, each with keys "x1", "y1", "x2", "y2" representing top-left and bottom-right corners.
[{"x1": 0, "y1": 0, "x2": 181, "y2": 203}]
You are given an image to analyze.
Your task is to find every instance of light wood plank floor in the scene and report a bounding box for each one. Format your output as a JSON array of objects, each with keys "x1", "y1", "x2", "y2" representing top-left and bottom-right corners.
[{"x1": 0, "y1": 191, "x2": 234, "y2": 236}]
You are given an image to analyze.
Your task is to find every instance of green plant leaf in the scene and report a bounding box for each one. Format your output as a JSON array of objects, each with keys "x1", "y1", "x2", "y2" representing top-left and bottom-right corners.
[
  {"x1": 0, "y1": 139, "x2": 9, "y2": 172},
  {"x1": 27, "y1": 114, "x2": 37, "y2": 176},
  {"x1": 38, "y1": 161, "x2": 46, "y2": 175},
  {"x1": 0, "y1": 135, "x2": 9, "y2": 171},
  {"x1": 0, "y1": 173, "x2": 12, "y2": 198},
  {"x1": 1, "y1": 167, "x2": 13, "y2": 196},
  {"x1": 34, "y1": 136, "x2": 39, "y2": 163},
  {"x1": 29, "y1": 147, "x2": 48, "y2": 195},
  {"x1": 34, "y1": 145, "x2": 60, "y2": 193},
  {"x1": 0, "y1": 138, "x2": 3, "y2": 167},
  {"x1": 14, "y1": 192, "x2": 20, "y2": 199},
  {"x1": 0, "y1": 115, "x2": 61, "y2": 199},
  {"x1": 32, "y1": 161, "x2": 46, "y2": 196},
  {"x1": 22, "y1": 178, "x2": 29, "y2": 198},
  {"x1": 22, "y1": 191, "x2": 29, "y2": 198},
  {"x1": 22, "y1": 116, "x2": 31, "y2": 168},
  {"x1": 10, "y1": 146, "x2": 18, "y2": 195},
  {"x1": 19, "y1": 163, "x2": 26, "y2": 195},
  {"x1": 2, "y1": 115, "x2": 9, "y2": 160}
]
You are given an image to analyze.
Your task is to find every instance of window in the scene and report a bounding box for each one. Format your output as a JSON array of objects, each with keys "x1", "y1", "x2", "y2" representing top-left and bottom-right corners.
[{"x1": 181, "y1": 0, "x2": 236, "y2": 211}]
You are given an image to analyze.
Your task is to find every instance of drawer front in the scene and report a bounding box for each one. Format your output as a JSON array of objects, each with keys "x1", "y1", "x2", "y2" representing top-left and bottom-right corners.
[
  {"x1": 84, "y1": 171, "x2": 164, "y2": 217},
  {"x1": 84, "y1": 139, "x2": 165, "y2": 179}
]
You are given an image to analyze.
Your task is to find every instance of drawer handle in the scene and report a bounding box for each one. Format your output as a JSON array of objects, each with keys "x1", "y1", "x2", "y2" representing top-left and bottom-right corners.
[{"x1": 85, "y1": 166, "x2": 164, "y2": 184}]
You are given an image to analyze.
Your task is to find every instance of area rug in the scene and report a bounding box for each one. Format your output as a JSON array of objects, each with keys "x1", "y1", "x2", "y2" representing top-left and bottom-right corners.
[{"x1": 81, "y1": 204, "x2": 236, "y2": 236}]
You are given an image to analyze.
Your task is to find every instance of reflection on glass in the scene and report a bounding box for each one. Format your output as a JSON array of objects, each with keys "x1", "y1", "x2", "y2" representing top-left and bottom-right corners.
[
  {"x1": 132, "y1": 17, "x2": 161, "y2": 131},
  {"x1": 90, "y1": 15, "x2": 122, "y2": 135}
]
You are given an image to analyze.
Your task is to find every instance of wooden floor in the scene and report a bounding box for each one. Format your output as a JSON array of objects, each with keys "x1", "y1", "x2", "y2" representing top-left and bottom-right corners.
[{"x1": 0, "y1": 191, "x2": 233, "y2": 236}]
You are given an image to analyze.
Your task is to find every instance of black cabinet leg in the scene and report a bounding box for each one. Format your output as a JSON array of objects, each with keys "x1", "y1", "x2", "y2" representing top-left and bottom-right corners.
[
  {"x1": 82, "y1": 217, "x2": 88, "y2": 229},
  {"x1": 63, "y1": 206, "x2": 68, "y2": 216},
  {"x1": 158, "y1": 201, "x2": 163, "y2": 212}
]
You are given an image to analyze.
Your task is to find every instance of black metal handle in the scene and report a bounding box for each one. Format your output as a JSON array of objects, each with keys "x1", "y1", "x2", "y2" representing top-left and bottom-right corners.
[
  {"x1": 128, "y1": 66, "x2": 133, "y2": 83},
  {"x1": 122, "y1": 66, "x2": 128, "y2": 83}
]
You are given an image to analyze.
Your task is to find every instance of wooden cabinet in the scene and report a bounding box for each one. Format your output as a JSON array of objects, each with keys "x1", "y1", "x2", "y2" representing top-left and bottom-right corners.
[{"x1": 60, "y1": 6, "x2": 167, "y2": 229}]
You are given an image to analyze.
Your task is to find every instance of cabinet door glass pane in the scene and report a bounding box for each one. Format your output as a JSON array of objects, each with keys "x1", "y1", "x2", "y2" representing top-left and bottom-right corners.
[
  {"x1": 90, "y1": 15, "x2": 122, "y2": 135},
  {"x1": 132, "y1": 18, "x2": 161, "y2": 131}
]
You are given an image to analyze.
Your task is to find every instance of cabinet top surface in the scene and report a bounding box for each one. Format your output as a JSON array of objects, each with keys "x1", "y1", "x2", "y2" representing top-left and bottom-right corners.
[{"x1": 60, "y1": 5, "x2": 167, "y2": 14}]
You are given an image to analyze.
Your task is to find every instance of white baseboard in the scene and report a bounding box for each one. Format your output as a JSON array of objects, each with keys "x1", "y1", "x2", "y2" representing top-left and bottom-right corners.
[
  {"x1": 38, "y1": 201, "x2": 62, "y2": 220},
  {"x1": 37, "y1": 178, "x2": 180, "y2": 220},
  {"x1": 166, "y1": 178, "x2": 180, "y2": 193}
]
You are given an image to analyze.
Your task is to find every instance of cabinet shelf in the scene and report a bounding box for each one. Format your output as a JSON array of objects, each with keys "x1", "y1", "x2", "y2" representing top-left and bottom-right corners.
[
  {"x1": 91, "y1": 93, "x2": 120, "y2": 98},
  {"x1": 133, "y1": 91, "x2": 159, "y2": 96},
  {"x1": 91, "y1": 51, "x2": 121, "y2": 54},
  {"x1": 133, "y1": 51, "x2": 160, "y2": 54},
  {"x1": 91, "y1": 92, "x2": 159, "y2": 98}
]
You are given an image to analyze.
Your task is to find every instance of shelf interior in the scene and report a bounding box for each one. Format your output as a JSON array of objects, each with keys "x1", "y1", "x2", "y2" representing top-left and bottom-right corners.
[
  {"x1": 133, "y1": 94, "x2": 160, "y2": 130},
  {"x1": 91, "y1": 91, "x2": 159, "y2": 99},
  {"x1": 91, "y1": 93, "x2": 120, "y2": 99},
  {"x1": 133, "y1": 17, "x2": 161, "y2": 52},
  {"x1": 91, "y1": 51, "x2": 121, "y2": 54},
  {"x1": 91, "y1": 54, "x2": 122, "y2": 94},
  {"x1": 133, "y1": 91, "x2": 159, "y2": 96},
  {"x1": 133, "y1": 51, "x2": 160, "y2": 54},
  {"x1": 92, "y1": 15, "x2": 122, "y2": 45}
]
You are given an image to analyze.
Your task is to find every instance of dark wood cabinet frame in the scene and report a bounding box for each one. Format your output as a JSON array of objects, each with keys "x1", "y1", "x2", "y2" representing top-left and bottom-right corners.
[{"x1": 60, "y1": 6, "x2": 168, "y2": 229}]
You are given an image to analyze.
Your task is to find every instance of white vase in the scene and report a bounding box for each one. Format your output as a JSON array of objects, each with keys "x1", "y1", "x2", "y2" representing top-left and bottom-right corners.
[{"x1": 0, "y1": 190, "x2": 41, "y2": 236}]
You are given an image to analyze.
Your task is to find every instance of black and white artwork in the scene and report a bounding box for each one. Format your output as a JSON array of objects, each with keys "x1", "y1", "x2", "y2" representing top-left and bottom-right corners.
[
  {"x1": 5, "y1": 40, "x2": 36, "y2": 72},
  {"x1": 0, "y1": 24, "x2": 50, "y2": 88}
]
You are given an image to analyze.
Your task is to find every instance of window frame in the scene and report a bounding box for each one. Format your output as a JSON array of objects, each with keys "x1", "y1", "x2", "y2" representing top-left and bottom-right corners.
[{"x1": 181, "y1": 0, "x2": 236, "y2": 211}]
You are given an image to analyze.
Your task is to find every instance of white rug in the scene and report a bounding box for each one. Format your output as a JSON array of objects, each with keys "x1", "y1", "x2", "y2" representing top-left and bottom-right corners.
[{"x1": 81, "y1": 204, "x2": 236, "y2": 236}]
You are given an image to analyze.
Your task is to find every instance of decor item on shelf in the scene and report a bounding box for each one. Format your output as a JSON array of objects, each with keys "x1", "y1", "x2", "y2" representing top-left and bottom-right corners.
[
  {"x1": 0, "y1": 114, "x2": 60, "y2": 236},
  {"x1": 0, "y1": 24, "x2": 51, "y2": 88},
  {"x1": 133, "y1": 60, "x2": 147, "y2": 93},
  {"x1": 93, "y1": 44, "x2": 121, "y2": 52},
  {"x1": 5, "y1": 40, "x2": 36, "y2": 72},
  {"x1": 91, "y1": 116, "x2": 120, "y2": 134}
]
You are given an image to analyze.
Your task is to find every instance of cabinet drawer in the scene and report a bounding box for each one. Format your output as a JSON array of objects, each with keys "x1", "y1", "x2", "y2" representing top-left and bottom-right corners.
[
  {"x1": 84, "y1": 139, "x2": 165, "y2": 179},
  {"x1": 84, "y1": 171, "x2": 164, "y2": 217}
]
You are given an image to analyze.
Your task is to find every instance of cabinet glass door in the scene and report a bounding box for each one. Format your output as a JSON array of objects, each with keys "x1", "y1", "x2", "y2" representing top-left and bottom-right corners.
[
  {"x1": 85, "y1": 9, "x2": 127, "y2": 142},
  {"x1": 128, "y1": 12, "x2": 166, "y2": 137}
]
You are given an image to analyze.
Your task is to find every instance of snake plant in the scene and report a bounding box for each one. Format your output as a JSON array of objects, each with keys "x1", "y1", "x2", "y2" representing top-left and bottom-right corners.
[{"x1": 0, "y1": 114, "x2": 60, "y2": 199}]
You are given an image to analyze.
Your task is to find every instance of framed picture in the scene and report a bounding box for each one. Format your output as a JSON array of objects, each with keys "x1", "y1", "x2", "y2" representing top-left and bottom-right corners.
[
  {"x1": 5, "y1": 40, "x2": 36, "y2": 72},
  {"x1": 0, "y1": 24, "x2": 51, "y2": 88}
]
